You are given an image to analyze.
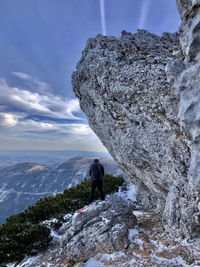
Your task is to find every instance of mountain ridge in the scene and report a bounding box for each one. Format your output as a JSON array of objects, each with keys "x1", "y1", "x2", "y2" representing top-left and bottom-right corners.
[{"x1": 0, "y1": 150, "x2": 110, "y2": 165}]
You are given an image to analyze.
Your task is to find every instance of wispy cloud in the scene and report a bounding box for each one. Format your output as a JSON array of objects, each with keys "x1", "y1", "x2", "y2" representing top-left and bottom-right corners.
[
  {"x1": 0, "y1": 73, "x2": 107, "y2": 152},
  {"x1": 0, "y1": 113, "x2": 19, "y2": 127},
  {"x1": 99, "y1": 0, "x2": 107, "y2": 35},
  {"x1": 0, "y1": 75, "x2": 81, "y2": 121},
  {"x1": 12, "y1": 72, "x2": 50, "y2": 93},
  {"x1": 16, "y1": 119, "x2": 95, "y2": 137},
  {"x1": 138, "y1": 0, "x2": 151, "y2": 29},
  {"x1": 0, "y1": 117, "x2": 103, "y2": 151}
]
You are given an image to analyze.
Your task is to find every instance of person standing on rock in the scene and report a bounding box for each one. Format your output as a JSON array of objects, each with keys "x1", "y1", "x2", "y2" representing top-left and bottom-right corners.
[{"x1": 88, "y1": 159, "x2": 105, "y2": 204}]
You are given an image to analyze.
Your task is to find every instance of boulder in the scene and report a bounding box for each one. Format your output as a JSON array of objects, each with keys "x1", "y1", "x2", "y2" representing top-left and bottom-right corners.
[
  {"x1": 72, "y1": 30, "x2": 191, "y2": 234},
  {"x1": 72, "y1": 30, "x2": 184, "y2": 214},
  {"x1": 72, "y1": 0, "x2": 200, "y2": 238},
  {"x1": 72, "y1": 1, "x2": 200, "y2": 238},
  {"x1": 61, "y1": 195, "x2": 137, "y2": 262}
]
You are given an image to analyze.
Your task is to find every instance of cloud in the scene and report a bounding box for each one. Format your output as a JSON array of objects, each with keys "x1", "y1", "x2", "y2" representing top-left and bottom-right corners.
[
  {"x1": 138, "y1": 0, "x2": 151, "y2": 29},
  {"x1": 0, "y1": 118, "x2": 100, "y2": 148},
  {"x1": 0, "y1": 76, "x2": 81, "y2": 121},
  {"x1": 12, "y1": 72, "x2": 30, "y2": 80},
  {"x1": 0, "y1": 113, "x2": 19, "y2": 127},
  {"x1": 16, "y1": 119, "x2": 95, "y2": 137},
  {"x1": 18, "y1": 120, "x2": 55, "y2": 132},
  {"x1": 99, "y1": 0, "x2": 107, "y2": 35},
  {"x1": 0, "y1": 74, "x2": 107, "y2": 152},
  {"x1": 66, "y1": 123, "x2": 94, "y2": 136},
  {"x1": 11, "y1": 72, "x2": 50, "y2": 93},
  {"x1": 0, "y1": 133, "x2": 107, "y2": 152}
]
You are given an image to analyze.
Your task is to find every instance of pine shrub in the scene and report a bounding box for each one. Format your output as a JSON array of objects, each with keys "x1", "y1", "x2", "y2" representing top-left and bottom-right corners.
[{"x1": 0, "y1": 174, "x2": 124, "y2": 264}]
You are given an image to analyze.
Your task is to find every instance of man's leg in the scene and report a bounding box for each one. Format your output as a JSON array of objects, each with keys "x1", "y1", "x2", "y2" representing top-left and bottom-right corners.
[
  {"x1": 88, "y1": 180, "x2": 97, "y2": 204},
  {"x1": 96, "y1": 179, "x2": 105, "y2": 201}
]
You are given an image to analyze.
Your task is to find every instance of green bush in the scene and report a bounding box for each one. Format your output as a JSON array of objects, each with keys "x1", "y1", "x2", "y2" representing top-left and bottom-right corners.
[
  {"x1": 0, "y1": 223, "x2": 51, "y2": 263},
  {"x1": 0, "y1": 174, "x2": 124, "y2": 264}
]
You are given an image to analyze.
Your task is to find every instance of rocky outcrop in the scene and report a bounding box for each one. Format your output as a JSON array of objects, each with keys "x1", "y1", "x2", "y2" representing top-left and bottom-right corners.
[
  {"x1": 72, "y1": 30, "x2": 190, "y2": 234},
  {"x1": 61, "y1": 194, "x2": 137, "y2": 262},
  {"x1": 14, "y1": 206, "x2": 200, "y2": 266},
  {"x1": 72, "y1": 1, "x2": 200, "y2": 238},
  {"x1": 163, "y1": 0, "x2": 200, "y2": 238},
  {"x1": 72, "y1": 30, "x2": 183, "y2": 214}
]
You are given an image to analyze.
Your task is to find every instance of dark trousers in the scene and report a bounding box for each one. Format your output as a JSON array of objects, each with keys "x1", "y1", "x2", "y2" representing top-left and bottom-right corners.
[{"x1": 88, "y1": 179, "x2": 105, "y2": 204}]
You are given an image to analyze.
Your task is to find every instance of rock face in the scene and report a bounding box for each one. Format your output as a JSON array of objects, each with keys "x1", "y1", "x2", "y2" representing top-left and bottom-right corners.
[
  {"x1": 163, "y1": 0, "x2": 200, "y2": 238},
  {"x1": 61, "y1": 194, "x2": 137, "y2": 262},
  {"x1": 72, "y1": 30, "x2": 184, "y2": 214},
  {"x1": 72, "y1": 2, "x2": 200, "y2": 238}
]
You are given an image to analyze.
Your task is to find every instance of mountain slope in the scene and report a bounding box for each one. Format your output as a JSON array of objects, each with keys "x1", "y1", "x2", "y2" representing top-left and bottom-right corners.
[{"x1": 0, "y1": 157, "x2": 123, "y2": 224}]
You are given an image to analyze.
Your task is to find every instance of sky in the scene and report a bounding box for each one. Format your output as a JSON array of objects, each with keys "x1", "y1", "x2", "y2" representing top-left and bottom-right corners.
[{"x1": 0, "y1": 0, "x2": 181, "y2": 153}]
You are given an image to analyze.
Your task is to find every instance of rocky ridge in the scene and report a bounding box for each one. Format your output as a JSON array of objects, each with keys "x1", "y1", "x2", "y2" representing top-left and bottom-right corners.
[
  {"x1": 10, "y1": 191, "x2": 200, "y2": 267},
  {"x1": 72, "y1": 0, "x2": 200, "y2": 238}
]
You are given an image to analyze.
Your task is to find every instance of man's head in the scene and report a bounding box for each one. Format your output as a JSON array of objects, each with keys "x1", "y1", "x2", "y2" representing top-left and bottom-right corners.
[{"x1": 94, "y1": 159, "x2": 99, "y2": 163}]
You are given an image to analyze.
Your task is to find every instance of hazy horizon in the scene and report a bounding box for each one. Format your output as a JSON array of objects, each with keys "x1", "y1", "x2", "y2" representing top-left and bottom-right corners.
[{"x1": 0, "y1": 149, "x2": 111, "y2": 165}]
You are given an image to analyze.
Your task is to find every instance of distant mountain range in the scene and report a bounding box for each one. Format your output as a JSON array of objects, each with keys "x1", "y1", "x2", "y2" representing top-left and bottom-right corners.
[
  {"x1": 0, "y1": 150, "x2": 110, "y2": 165},
  {"x1": 0, "y1": 157, "x2": 123, "y2": 224}
]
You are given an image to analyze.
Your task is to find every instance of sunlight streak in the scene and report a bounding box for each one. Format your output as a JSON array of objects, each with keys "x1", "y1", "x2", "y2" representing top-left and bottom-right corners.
[
  {"x1": 99, "y1": 0, "x2": 107, "y2": 35},
  {"x1": 138, "y1": 0, "x2": 151, "y2": 29}
]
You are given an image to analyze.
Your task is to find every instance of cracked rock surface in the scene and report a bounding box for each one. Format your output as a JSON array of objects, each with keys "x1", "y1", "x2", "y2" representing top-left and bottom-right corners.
[{"x1": 61, "y1": 194, "x2": 137, "y2": 262}]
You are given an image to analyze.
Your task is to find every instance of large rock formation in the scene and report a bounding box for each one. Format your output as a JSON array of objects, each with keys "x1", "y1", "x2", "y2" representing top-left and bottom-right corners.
[
  {"x1": 164, "y1": 0, "x2": 200, "y2": 237},
  {"x1": 72, "y1": 1, "x2": 200, "y2": 238}
]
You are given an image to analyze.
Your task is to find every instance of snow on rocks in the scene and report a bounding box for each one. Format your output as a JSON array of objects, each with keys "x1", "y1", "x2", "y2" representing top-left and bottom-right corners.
[
  {"x1": 61, "y1": 194, "x2": 137, "y2": 262},
  {"x1": 83, "y1": 211, "x2": 200, "y2": 267},
  {"x1": 9, "y1": 187, "x2": 200, "y2": 267}
]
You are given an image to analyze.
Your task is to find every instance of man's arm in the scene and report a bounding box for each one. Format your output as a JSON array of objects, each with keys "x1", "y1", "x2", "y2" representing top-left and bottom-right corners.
[
  {"x1": 89, "y1": 166, "x2": 92, "y2": 177},
  {"x1": 101, "y1": 165, "x2": 104, "y2": 176}
]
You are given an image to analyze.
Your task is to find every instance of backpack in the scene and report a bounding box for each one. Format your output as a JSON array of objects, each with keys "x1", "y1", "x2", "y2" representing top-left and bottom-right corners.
[{"x1": 90, "y1": 163, "x2": 102, "y2": 180}]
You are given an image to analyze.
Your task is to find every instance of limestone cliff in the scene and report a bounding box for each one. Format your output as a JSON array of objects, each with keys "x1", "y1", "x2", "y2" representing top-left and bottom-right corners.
[{"x1": 72, "y1": 1, "x2": 200, "y2": 238}]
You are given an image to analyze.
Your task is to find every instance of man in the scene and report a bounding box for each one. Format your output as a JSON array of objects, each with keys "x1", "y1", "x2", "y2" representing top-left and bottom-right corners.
[{"x1": 88, "y1": 159, "x2": 105, "y2": 204}]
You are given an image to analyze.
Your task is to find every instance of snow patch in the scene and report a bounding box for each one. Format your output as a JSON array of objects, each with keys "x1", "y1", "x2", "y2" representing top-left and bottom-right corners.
[
  {"x1": 85, "y1": 251, "x2": 126, "y2": 267},
  {"x1": 7, "y1": 255, "x2": 41, "y2": 267},
  {"x1": 127, "y1": 184, "x2": 136, "y2": 201},
  {"x1": 100, "y1": 216, "x2": 110, "y2": 224},
  {"x1": 85, "y1": 258, "x2": 105, "y2": 267},
  {"x1": 152, "y1": 254, "x2": 190, "y2": 266},
  {"x1": 128, "y1": 228, "x2": 138, "y2": 243},
  {"x1": 21, "y1": 182, "x2": 26, "y2": 188},
  {"x1": 0, "y1": 190, "x2": 9, "y2": 202},
  {"x1": 133, "y1": 210, "x2": 145, "y2": 216}
]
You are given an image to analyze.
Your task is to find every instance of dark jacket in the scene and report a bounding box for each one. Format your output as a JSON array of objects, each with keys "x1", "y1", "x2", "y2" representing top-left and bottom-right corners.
[{"x1": 89, "y1": 163, "x2": 104, "y2": 180}]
